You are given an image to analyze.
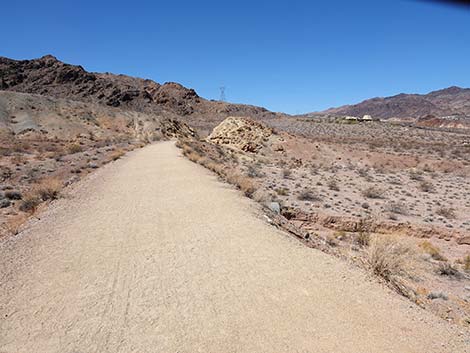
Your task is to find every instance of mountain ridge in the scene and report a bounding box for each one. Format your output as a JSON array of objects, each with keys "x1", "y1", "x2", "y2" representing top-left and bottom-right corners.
[
  {"x1": 318, "y1": 86, "x2": 470, "y2": 119},
  {"x1": 0, "y1": 55, "x2": 281, "y2": 134}
]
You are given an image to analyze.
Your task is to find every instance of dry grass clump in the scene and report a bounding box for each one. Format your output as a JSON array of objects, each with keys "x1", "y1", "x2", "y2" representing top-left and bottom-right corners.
[
  {"x1": 436, "y1": 207, "x2": 456, "y2": 219},
  {"x1": 418, "y1": 180, "x2": 434, "y2": 193},
  {"x1": 2, "y1": 214, "x2": 28, "y2": 236},
  {"x1": 19, "y1": 192, "x2": 41, "y2": 213},
  {"x1": 275, "y1": 187, "x2": 289, "y2": 196},
  {"x1": 19, "y1": 177, "x2": 63, "y2": 212},
  {"x1": 436, "y1": 262, "x2": 461, "y2": 278},
  {"x1": 463, "y1": 255, "x2": 470, "y2": 272},
  {"x1": 110, "y1": 149, "x2": 126, "y2": 161},
  {"x1": 419, "y1": 240, "x2": 446, "y2": 261},
  {"x1": 282, "y1": 168, "x2": 292, "y2": 179},
  {"x1": 356, "y1": 232, "x2": 370, "y2": 247},
  {"x1": 327, "y1": 177, "x2": 340, "y2": 191},
  {"x1": 34, "y1": 177, "x2": 62, "y2": 201},
  {"x1": 67, "y1": 143, "x2": 83, "y2": 154},
  {"x1": 366, "y1": 235, "x2": 418, "y2": 295},
  {"x1": 297, "y1": 189, "x2": 321, "y2": 201},
  {"x1": 362, "y1": 186, "x2": 385, "y2": 199},
  {"x1": 226, "y1": 170, "x2": 257, "y2": 197},
  {"x1": 384, "y1": 201, "x2": 408, "y2": 215}
]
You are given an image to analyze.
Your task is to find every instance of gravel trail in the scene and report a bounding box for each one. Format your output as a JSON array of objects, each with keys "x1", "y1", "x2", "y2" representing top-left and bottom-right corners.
[{"x1": 1, "y1": 141, "x2": 468, "y2": 353}]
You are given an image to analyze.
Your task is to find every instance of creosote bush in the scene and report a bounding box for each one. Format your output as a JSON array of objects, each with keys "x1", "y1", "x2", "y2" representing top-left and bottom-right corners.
[
  {"x1": 34, "y1": 177, "x2": 62, "y2": 201},
  {"x1": 362, "y1": 186, "x2": 385, "y2": 199},
  {"x1": 298, "y1": 189, "x2": 321, "y2": 201},
  {"x1": 436, "y1": 207, "x2": 456, "y2": 220},
  {"x1": 67, "y1": 143, "x2": 83, "y2": 154}
]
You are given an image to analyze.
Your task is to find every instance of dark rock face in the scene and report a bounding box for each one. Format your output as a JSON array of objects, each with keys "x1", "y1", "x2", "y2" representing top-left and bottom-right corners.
[
  {"x1": 321, "y1": 86, "x2": 470, "y2": 119},
  {"x1": 0, "y1": 55, "x2": 279, "y2": 133}
]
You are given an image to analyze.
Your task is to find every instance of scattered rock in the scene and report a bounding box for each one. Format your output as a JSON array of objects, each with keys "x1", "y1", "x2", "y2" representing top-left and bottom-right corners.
[
  {"x1": 267, "y1": 202, "x2": 281, "y2": 214},
  {"x1": 427, "y1": 292, "x2": 448, "y2": 301}
]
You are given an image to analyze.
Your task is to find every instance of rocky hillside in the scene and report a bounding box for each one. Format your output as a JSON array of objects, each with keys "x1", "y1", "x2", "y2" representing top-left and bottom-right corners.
[
  {"x1": 320, "y1": 86, "x2": 470, "y2": 119},
  {"x1": 0, "y1": 55, "x2": 280, "y2": 135},
  {"x1": 207, "y1": 117, "x2": 278, "y2": 152},
  {"x1": 0, "y1": 90, "x2": 196, "y2": 141}
]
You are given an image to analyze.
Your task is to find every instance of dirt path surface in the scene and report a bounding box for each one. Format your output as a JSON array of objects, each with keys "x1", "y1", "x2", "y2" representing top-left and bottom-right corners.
[{"x1": 1, "y1": 141, "x2": 468, "y2": 353}]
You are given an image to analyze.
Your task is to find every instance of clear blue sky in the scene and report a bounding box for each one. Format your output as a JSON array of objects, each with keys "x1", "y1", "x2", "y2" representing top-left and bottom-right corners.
[{"x1": 1, "y1": 0, "x2": 469, "y2": 114}]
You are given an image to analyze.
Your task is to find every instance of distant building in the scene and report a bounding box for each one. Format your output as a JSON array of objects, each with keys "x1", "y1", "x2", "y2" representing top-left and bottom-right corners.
[{"x1": 362, "y1": 115, "x2": 373, "y2": 121}]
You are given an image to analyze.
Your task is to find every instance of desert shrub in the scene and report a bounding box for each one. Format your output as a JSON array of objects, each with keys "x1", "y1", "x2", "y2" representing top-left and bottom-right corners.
[
  {"x1": 325, "y1": 234, "x2": 339, "y2": 246},
  {"x1": 19, "y1": 192, "x2": 41, "y2": 213},
  {"x1": 110, "y1": 149, "x2": 125, "y2": 161},
  {"x1": 11, "y1": 155, "x2": 25, "y2": 165},
  {"x1": 327, "y1": 177, "x2": 340, "y2": 191},
  {"x1": 362, "y1": 186, "x2": 385, "y2": 199},
  {"x1": 298, "y1": 189, "x2": 321, "y2": 201},
  {"x1": 275, "y1": 187, "x2": 289, "y2": 196},
  {"x1": 33, "y1": 177, "x2": 62, "y2": 201},
  {"x1": 2, "y1": 214, "x2": 28, "y2": 235},
  {"x1": 419, "y1": 240, "x2": 446, "y2": 261},
  {"x1": 436, "y1": 207, "x2": 456, "y2": 219},
  {"x1": 384, "y1": 201, "x2": 408, "y2": 215},
  {"x1": 67, "y1": 143, "x2": 83, "y2": 154},
  {"x1": 367, "y1": 235, "x2": 417, "y2": 294},
  {"x1": 246, "y1": 164, "x2": 264, "y2": 178},
  {"x1": 282, "y1": 168, "x2": 292, "y2": 179},
  {"x1": 408, "y1": 170, "x2": 423, "y2": 181},
  {"x1": 436, "y1": 262, "x2": 460, "y2": 277},
  {"x1": 463, "y1": 255, "x2": 470, "y2": 272},
  {"x1": 418, "y1": 180, "x2": 434, "y2": 193},
  {"x1": 226, "y1": 171, "x2": 257, "y2": 197},
  {"x1": 0, "y1": 146, "x2": 13, "y2": 156},
  {"x1": 356, "y1": 232, "x2": 370, "y2": 247}
]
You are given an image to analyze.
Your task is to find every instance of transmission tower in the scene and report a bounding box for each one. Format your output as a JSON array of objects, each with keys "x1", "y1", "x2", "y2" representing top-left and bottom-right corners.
[{"x1": 219, "y1": 86, "x2": 226, "y2": 102}]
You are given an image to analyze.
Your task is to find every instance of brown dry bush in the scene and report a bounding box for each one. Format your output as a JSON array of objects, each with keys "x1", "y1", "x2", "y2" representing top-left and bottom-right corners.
[
  {"x1": 362, "y1": 186, "x2": 385, "y2": 199},
  {"x1": 419, "y1": 240, "x2": 446, "y2": 261},
  {"x1": 436, "y1": 262, "x2": 461, "y2": 278},
  {"x1": 67, "y1": 143, "x2": 83, "y2": 154},
  {"x1": 298, "y1": 189, "x2": 321, "y2": 201},
  {"x1": 275, "y1": 187, "x2": 289, "y2": 196},
  {"x1": 384, "y1": 201, "x2": 408, "y2": 215},
  {"x1": 356, "y1": 232, "x2": 370, "y2": 247},
  {"x1": 19, "y1": 192, "x2": 41, "y2": 213},
  {"x1": 463, "y1": 255, "x2": 470, "y2": 272},
  {"x1": 418, "y1": 180, "x2": 434, "y2": 193},
  {"x1": 367, "y1": 235, "x2": 418, "y2": 296},
  {"x1": 226, "y1": 170, "x2": 257, "y2": 197},
  {"x1": 110, "y1": 149, "x2": 125, "y2": 161},
  {"x1": 33, "y1": 177, "x2": 62, "y2": 201},
  {"x1": 436, "y1": 207, "x2": 456, "y2": 219},
  {"x1": 2, "y1": 214, "x2": 28, "y2": 236}
]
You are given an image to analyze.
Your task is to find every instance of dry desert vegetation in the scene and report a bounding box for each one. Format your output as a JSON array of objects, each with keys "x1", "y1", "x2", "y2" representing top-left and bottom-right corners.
[
  {"x1": 177, "y1": 116, "x2": 470, "y2": 327},
  {"x1": 1, "y1": 56, "x2": 470, "y2": 348},
  {"x1": 0, "y1": 90, "x2": 196, "y2": 237}
]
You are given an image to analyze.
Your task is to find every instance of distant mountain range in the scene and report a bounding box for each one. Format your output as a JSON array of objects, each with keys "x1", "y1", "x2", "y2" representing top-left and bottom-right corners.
[
  {"x1": 1, "y1": 55, "x2": 469, "y2": 131},
  {"x1": 320, "y1": 86, "x2": 470, "y2": 119}
]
